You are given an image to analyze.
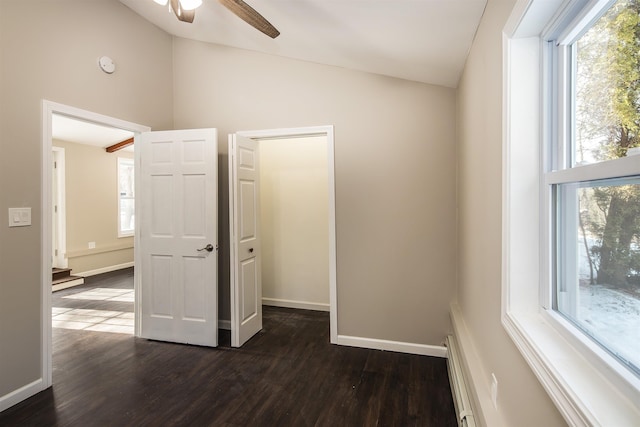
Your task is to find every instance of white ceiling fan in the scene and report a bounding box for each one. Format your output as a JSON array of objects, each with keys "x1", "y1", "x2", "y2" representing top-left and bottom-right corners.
[{"x1": 153, "y1": 0, "x2": 280, "y2": 38}]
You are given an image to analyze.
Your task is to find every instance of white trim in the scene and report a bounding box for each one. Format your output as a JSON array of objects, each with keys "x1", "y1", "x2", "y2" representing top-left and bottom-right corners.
[
  {"x1": 41, "y1": 103, "x2": 53, "y2": 391},
  {"x1": 0, "y1": 379, "x2": 44, "y2": 413},
  {"x1": 52, "y1": 277, "x2": 85, "y2": 292},
  {"x1": 556, "y1": 0, "x2": 616, "y2": 45},
  {"x1": 450, "y1": 304, "x2": 506, "y2": 427},
  {"x1": 41, "y1": 100, "x2": 149, "y2": 397},
  {"x1": 75, "y1": 261, "x2": 134, "y2": 278},
  {"x1": 335, "y1": 335, "x2": 447, "y2": 358},
  {"x1": 501, "y1": 313, "x2": 640, "y2": 424},
  {"x1": 262, "y1": 297, "x2": 330, "y2": 312},
  {"x1": 235, "y1": 126, "x2": 338, "y2": 345}
]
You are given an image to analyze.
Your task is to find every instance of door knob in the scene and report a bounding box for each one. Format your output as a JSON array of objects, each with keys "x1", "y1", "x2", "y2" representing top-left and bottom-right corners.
[{"x1": 197, "y1": 244, "x2": 214, "y2": 252}]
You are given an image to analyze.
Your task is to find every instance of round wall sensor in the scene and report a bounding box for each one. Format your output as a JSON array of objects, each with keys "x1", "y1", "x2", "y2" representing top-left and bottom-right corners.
[{"x1": 98, "y1": 56, "x2": 115, "y2": 74}]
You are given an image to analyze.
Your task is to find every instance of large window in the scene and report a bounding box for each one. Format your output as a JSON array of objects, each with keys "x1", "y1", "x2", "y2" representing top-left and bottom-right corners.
[
  {"x1": 118, "y1": 157, "x2": 135, "y2": 237},
  {"x1": 548, "y1": 0, "x2": 640, "y2": 378},
  {"x1": 502, "y1": 0, "x2": 640, "y2": 423}
]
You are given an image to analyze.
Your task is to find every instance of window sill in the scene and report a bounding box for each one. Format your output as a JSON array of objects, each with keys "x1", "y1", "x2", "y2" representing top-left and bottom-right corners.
[{"x1": 503, "y1": 310, "x2": 640, "y2": 425}]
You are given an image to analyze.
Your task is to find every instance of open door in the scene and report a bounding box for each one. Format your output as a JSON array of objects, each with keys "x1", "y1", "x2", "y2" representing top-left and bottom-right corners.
[
  {"x1": 138, "y1": 129, "x2": 218, "y2": 346},
  {"x1": 229, "y1": 133, "x2": 262, "y2": 347}
]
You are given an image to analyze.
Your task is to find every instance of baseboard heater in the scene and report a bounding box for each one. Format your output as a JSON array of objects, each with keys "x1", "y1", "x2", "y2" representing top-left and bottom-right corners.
[{"x1": 446, "y1": 335, "x2": 476, "y2": 427}]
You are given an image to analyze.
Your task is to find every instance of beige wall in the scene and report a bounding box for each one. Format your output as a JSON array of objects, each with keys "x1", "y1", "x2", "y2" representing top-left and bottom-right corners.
[
  {"x1": 260, "y1": 136, "x2": 329, "y2": 308},
  {"x1": 173, "y1": 38, "x2": 458, "y2": 344},
  {"x1": 53, "y1": 140, "x2": 134, "y2": 274},
  {"x1": 0, "y1": 0, "x2": 173, "y2": 398},
  {"x1": 456, "y1": 0, "x2": 566, "y2": 425}
]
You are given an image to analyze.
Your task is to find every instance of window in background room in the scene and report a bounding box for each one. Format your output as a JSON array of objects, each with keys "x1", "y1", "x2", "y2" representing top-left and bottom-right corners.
[
  {"x1": 118, "y1": 157, "x2": 135, "y2": 237},
  {"x1": 549, "y1": 0, "x2": 640, "y2": 377}
]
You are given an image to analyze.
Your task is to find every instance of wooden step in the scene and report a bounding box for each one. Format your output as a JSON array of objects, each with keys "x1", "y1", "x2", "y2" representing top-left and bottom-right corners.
[
  {"x1": 53, "y1": 268, "x2": 72, "y2": 281},
  {"x1": 52, "y1": 268, "x2": 85, "y2": 292},
  {"x1": 52, "y1": 275, "x2": 85, "y2": 292}
]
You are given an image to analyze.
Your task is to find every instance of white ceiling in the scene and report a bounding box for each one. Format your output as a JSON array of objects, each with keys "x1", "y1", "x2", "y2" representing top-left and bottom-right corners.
[
  {"x1": 120, "y1": 0, "x2": 487, "y2": 88},
  {"x1": 53, "y1": 114, "x2": 135, "y2": 151}
]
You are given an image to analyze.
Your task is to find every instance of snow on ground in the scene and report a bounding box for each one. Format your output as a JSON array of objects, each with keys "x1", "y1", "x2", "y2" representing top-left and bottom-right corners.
[{"x1": 578, "y1": 284, "x2": 640, "y2": 370}]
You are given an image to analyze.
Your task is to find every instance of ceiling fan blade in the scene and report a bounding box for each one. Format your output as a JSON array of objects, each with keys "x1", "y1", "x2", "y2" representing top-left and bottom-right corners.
[
  {"x1": 218, "y1": 0, "x2": 280, "y2": 39},
  {"x1": 170, "y1": 0, "x2": 196, "y2": 23}
]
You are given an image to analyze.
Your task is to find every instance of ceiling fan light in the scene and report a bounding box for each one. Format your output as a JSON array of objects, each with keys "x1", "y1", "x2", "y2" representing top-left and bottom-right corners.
[
  {"x1": 153, "y1": 0, "x2": 168, "y2": 5},
  {"x1": 179, "y1": 0, "x2": 202, "y2": 10}
]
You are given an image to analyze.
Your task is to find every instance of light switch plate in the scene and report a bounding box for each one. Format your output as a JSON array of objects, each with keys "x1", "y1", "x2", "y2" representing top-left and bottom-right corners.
[{"x1": 8, "y1": 207, "x2": 31, "y2": 227}]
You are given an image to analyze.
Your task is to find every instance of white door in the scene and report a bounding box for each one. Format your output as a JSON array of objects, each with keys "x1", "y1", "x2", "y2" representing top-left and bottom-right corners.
[
  {"x1": 52, "y1": 147, "x2": 66, "y2": 269},
  {"x1": 138, "y1": 129, "x2": 218, "y2": 346},
  {"x1": 229, "y1": 134, "x2": 262, "y2": 347},
  {"x1": 52, "y1": 151, "x2": 59, "y2": 267}
]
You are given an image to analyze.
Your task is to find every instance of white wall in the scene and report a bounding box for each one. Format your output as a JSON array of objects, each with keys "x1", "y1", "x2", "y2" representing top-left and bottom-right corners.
[
  {"x1": 173, "y1": 38, "x2": 458, "y2": 346},
  {"x1": 455, "y1": 0, "x2": 567, "y2": 425},
  {"x1": 0, "y1": 0, "x2": 173, "y2": 401},
  {"x1": 260, "y1": 136, "x2": 329, "y2": 310}
]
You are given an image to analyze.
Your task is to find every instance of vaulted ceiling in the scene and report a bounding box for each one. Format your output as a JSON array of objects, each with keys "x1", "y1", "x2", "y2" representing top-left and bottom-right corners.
[{"x1": 120, "y1": 0, "x2": 487, "y2": 88}]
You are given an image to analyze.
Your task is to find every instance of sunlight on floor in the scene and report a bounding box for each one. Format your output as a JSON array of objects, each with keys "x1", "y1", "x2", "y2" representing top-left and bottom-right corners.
[
  {"x1": 62, "y1": 287, "x2": 134, "y2": 302},
  {"x1": 53, "y1": 288, "x2": 134, "y2": 334}
]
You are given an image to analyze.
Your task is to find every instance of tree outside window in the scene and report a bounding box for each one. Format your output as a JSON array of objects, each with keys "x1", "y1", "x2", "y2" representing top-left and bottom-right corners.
[{"x1": 557, "y1": 0, "x2": 640, "y2": 375}]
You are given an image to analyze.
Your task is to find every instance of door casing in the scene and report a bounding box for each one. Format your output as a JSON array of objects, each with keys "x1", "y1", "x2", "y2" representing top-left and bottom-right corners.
[
  {"x1": 233, "y1": 126, "x2": 338, "y2": 344},
  {"x1": 41, "y1": 100, "x2": 150, "y2": 389}
]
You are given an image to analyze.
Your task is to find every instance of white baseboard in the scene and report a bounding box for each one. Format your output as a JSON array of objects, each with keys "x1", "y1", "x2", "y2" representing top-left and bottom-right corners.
[
  {"x1": 262, "y1": 297, "x2": 330, "y2": 312},
  {"x1": 219, "y1": 319, "x2": 231, "y2": 330},
  {"x1": 75, "y1": 262, "x2": 134, "y2": 278},
  {"x1": 52, "y1": 277, "x2": 85, "y2": 292},
  {"x1": 336, "y1": 334, "x2": 448, "y2": 358},
  {"x1": 0, "y1": 378, "x2": 43, "y2": 413},
  {"x1": 450, "y1": 303, "x2": 506, "y2": 427}
]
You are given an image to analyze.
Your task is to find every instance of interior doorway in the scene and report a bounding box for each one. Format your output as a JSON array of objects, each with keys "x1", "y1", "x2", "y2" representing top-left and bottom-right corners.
[
  {"x1": 233, "y1": 126, "x2": 337, "y2": 343},
  {"x1": 41, "y1": 100, "x2": 150, "y2": 388},
  {"x1": 259, "y1": 135, "x2": 331, "y2": 312}
]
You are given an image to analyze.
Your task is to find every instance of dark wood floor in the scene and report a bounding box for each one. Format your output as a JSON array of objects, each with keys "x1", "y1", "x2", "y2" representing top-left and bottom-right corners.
[{"x1": 0, "y1": 269, "x2": 456, "y2": 426}]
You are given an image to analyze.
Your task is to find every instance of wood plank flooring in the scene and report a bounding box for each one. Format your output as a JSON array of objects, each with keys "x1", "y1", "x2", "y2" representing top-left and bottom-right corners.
[{"x1": 0, "y1": 268, "x2": 456, "y2": 426}]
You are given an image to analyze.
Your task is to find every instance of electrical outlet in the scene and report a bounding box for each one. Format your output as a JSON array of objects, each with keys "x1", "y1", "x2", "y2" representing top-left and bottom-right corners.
[
  {"x1": 88, "y1": 241, "x2": 96, "y2": 249},
  {"x1": 491, "y1": 373, "x2": 498, "y2": 408}
]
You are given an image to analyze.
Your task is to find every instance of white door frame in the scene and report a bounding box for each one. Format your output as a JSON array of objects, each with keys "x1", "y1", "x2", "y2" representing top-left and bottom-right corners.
[
  {"x1": 51, "y1": 146, "x2": 67, "y2": 269},
  {"x1": 41, "y1": 100, "x2": 150, "y2": 388},
  {"x1": 236, "y1": 125, "x2": 338, "y2": 343}
]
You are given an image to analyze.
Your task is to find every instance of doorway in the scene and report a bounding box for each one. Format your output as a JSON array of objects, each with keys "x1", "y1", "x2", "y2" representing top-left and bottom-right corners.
[
  {"x1": 41, "y1": 100, "x2": 150, "y2": 388},
  {"x1": 233, "y1": 126, "x2": 337, "y2": 343},
  {"x1": 260, "y1": 136, "x2": 330, "y2": 311}
]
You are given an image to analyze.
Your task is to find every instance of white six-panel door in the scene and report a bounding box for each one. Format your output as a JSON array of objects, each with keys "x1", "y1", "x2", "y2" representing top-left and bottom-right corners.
[
  {"x1": 138, "y1": 129, "x2": 218, "y2": 347},
  {"x1": 229, "y1": 134, "x2": 262, "y2": 347}
]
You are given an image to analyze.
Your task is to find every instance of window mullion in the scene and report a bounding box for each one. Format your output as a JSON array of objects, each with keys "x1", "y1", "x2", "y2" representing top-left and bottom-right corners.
[{"x1": 545, "y1": 155, "x2": 640, "y2": 185}]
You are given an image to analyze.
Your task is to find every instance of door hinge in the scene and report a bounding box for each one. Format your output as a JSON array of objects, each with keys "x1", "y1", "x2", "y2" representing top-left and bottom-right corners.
[
  {"x1": 54, "y1": 205, "x2": 58, "y2": 213},
  {"x1": 54, "y1": 161, "x2": 57, "y2": 169},
  {"x1": 54, "y1": 249, "x2": 58, "y2": 256}
]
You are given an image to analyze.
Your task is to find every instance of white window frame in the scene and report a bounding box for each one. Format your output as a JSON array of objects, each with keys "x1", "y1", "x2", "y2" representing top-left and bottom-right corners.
[
  {"x1": 502, "y1": 0, "x2": 640, "y2": 424},
  {"x1": 117, "y1": 157, "x2": 135, "y2": 238}
]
